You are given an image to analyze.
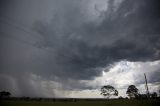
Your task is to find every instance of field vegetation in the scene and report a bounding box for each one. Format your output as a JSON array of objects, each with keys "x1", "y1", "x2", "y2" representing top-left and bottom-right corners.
[{"x1": 0, "y1": 98, "x2": 160, "y2": 106}]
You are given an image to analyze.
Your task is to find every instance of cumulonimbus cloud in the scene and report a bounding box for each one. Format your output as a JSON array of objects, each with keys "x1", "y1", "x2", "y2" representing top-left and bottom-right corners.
[
  {"x1": 33, "y1": 0, "x2": 160, "y2": 80},
  {"x1": 0, "y1": 0, "x2": 160, "y2": 97}
]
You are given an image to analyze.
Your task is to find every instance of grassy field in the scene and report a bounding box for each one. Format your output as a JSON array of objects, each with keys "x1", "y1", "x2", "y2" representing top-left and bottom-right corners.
[{"x1": 0, "y1": 99, "x2": 159, "y2": 106}]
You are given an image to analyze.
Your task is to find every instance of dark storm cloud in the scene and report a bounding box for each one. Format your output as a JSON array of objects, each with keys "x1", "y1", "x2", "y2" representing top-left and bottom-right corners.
[
  {"x1": 33, "y1": 0, "x2": 160, "y2": 80},
  {"x1": 148, "y1": 69, "x2": 160, "y2": 83},
  {"x1": 0, "y1": 0, "x2": 10, "y2": 11},
  {"x1": 0, "y1": 0, "x2": 160, "y2": 97}
]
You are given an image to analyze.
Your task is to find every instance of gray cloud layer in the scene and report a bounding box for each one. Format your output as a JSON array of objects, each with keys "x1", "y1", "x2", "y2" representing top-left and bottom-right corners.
[
  {"x1": 0, "y1": 0, "x2": 160, "y2": 97},
  {"x1": 33, "y1": 0, "x2": 160, "y2": 79}
]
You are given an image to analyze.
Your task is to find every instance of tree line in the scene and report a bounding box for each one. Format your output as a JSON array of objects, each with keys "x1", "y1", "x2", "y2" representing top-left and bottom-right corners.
[
  {"x1": 100, "y1": 85, "x2": 159, "y2": 99},
  {"x1": 0, "y1": 85, "x2": 159, "y2": 99}
]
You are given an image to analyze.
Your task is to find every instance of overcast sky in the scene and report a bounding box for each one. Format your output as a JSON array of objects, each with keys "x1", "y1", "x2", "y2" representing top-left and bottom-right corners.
[{"x1": 0, "y1": 0, "x2": 160, "y2": 98}]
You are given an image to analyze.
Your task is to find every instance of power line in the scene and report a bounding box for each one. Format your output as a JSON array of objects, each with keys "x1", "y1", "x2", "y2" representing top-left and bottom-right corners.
[
  {"x1": 0, "y1": 16, "x2": 61, "y2": 55},
  {"x1": 0, "y1": 16, "x2": 57, "y2": 55},
  {"x1": 0, "y1": 16, "x2": 41, "y2": 39},
  {"x1": 0, "y1": 16, "x2": 80, "y2": 63},
  {"x1": 0, "y1": 31, "x2": 55, "y2": 54}
]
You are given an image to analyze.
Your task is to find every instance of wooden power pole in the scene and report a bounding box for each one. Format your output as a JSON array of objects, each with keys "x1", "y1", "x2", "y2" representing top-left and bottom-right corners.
[{"x1": 144, "y1": 73, "x2": 149, "y2": 98}]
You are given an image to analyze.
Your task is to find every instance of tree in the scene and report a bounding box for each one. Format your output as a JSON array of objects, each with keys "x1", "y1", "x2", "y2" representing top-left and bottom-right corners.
[
  {"x1": 118, "y1": 96, "x2": 123, "y2": 99},
  {"x1": 150, "y1": 92, "x2": 157, "y2": 98},
  {"x1": 100, "y1": 85, "x2": 118, "y2": 99},
  {"x1": 158, "y1": 86, "x2": 160, "y2": 97},
  {"x1": 0, "y1": 91, "x2": 11, "y2": 98},
  {"x1": 126, "y1": 85, "x2": 139, "y2": 99}
]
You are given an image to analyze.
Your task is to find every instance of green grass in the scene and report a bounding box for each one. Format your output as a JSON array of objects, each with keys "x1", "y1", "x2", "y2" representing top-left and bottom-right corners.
[{"x1": 0, "y1": 99, "x2": 159, "y2": 106}]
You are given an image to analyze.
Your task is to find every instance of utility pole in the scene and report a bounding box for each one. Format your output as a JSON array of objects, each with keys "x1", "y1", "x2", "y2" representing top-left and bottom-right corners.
[{"x1": 144, "y1": 73, "x2": 149, "y2": 98}]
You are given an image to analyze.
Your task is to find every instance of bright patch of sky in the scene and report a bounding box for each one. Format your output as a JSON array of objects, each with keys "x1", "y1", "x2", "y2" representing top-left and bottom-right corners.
[{"x1": 72, "y1": 60, "x2": 160, "y2": 98}]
